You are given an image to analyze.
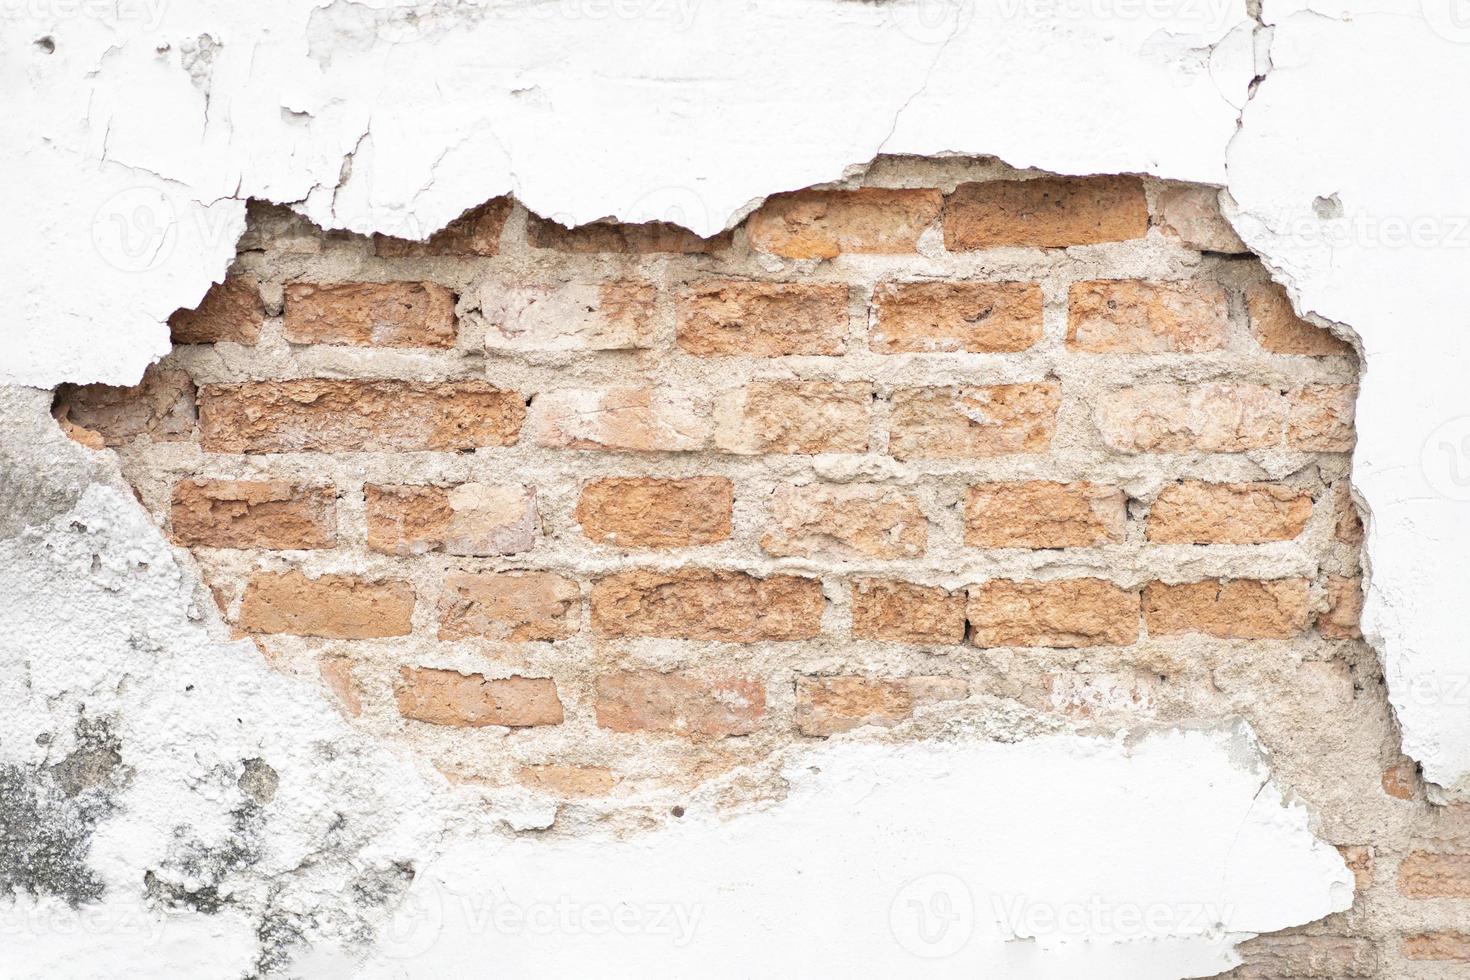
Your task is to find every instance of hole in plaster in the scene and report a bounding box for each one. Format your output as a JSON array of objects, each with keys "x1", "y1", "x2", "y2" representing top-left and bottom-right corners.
[
  {"x1": 34, "y1": 36, "x2": 55, "y2": 54},
  {"x1": 1312, "y1": 193, "x2": 1344, "y2": 220}
]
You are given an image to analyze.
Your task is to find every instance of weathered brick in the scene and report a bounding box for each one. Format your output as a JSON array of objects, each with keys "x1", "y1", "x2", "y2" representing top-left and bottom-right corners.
[
  {"x1": 1288, "y1": 385, "x2": 1357, "y2": 452},
  {"x1": 747, "y1": 187, "x2": 943, "y2": 258},
  {"x1": 676, "y1": 280, "x2": 850, "y2": 357},
  {"x1": 575, "y1": 477, "x2": 732, "y2": 548},
  {"x1": 1382, "y1": 761, "x2": 1418, "y2": 800},
  {"x1": 283, "y1": 282, "x2": 457, "y2": 348},
  {"x1": 795, "y1": 676, "x2": 968, "y2": 736},
  {"x1": 1403, "y1": 932, "x2": 1470, "y2": 962},
  {"x1": 1096, "y1": 384, "x2": 1287, "y2": 453},
  {"x1": 53, "y1": 367, "x2": 196, "y2": 446},
  {"x1": 761, "y1": 484, "x2": 927, "y2": 560},
  {"x1": 1146, "y1": 482, "x2": 1312, "y2": 544},
  {"x1": 1337, "y1": 845, "x2": 1374, "y2": 892},
  {"x1": 437, "y1": 571, "x2": 580, "y2": 642},
  {"x1": 515, "y1": 764, "x2": 617, "y2": 796},
  {"x1": 715, "y1": 382, "x2": 872, "y2": 455},
  {"x1": 1067, "y1": 280, "x2": 1228, "y2": 353},
  {"x1": 943, "y1": 176, "x2": 1148, "y2": 250},
  {"x1": 594, "y1": 671, "x2": 765, "y2": 737},
  {"x1": 170, "y1": 479, "x2": 336, "y2": 550},
  {"x1": 1143, "y1": 579, "x2": 1311, "y2": 639},
  {"x1": 1153, "y1": 184, "x2": 1248, "y2": 254},
  {"x1": 1399, "y1": 851, "x2": 1470, "y2": 899},
  {"x1": 375, "y1": 198, "x2": 510, "y2": 257},
  {"x1": 169, "y1": 276, "x2": 265, "y2": 345},
  {"x1": 850, "y1": 579, "x2": 966, "y2": 644},
  {"x1": 964, "y1": 481, "x2": 1126, "y2": 549},
  {"x1": 1228, "y1": 935, "x2": 1378, "y2": 978},
  {"x1": 968, "y1": 579, "x2": 1139, "y2": 648},
  {"x1": 1319, "y1": 575, "x2": 1364, "y2": 640},
  {"x1": 527, "y1": 215, "x2": 727, "y2": 253},
  {"x1": 530, "y1": 388, "x2": 712, "y2": 452},
  {"x1": 318, "y1": 655, "x2": 362, "y2": 718},
  {"x1": 590, "y1": 569, "x2": 823, "y2": 641},
  {"x1": 1247, "y1": 282, "x2": 1354, "y2": 356},
  {"x1": 365, "y1": 483, "x2": 537, "y2": 556},
  {"x1": 237, "y1": 571, "x2": 414, "y2": 639},
  {"x1": 1335, "y1": 483, "x2": 1365, "y2": 546},
  {"x1": 887, "y1": 383, "x2": 1061, "y2": 460},
  {"x1": 870, "y1": 281, "x2": 1043, "y2": 354},
  {"x1": 482, "y1": 280, "x2": 655, "y2": 352},
  {"x1": 1045, "y1": 670, "x2": 1160, "y2": 719},
  {"x1": 198, "y1": 380, "x2": 523, "y2": 453},
  {"x1": 396, "y1": 668, "x2": 563, "y2": 728}
]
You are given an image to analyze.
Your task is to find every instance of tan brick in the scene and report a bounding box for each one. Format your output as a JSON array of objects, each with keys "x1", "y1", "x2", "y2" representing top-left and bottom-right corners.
[
  {"x1": 237, "y1": 571, "x2": 414, "y2": 639},
  {"x1": 1403, "y1": 932, "x2": 1470, "y2": 962},
  {"x1": 198, "y1": 380, "x2": 523, "y2": 453},
  {"x1": 1247, "y1": 281, "x2": 1354, "y2": 356},
  {"x1": 747, "y1": 187, "x2": 943, "y2": 258},
  {"x1": 396, "y1": 668, "x2": 563, "y2": 728},
  {"x1": 943, "y1": 176, "x2": 1148, "y2": 250},
  {"x1": 1382, "y1": 761, "x2": 1418, "y2": 800},
  {"x1": 715, "y1": 382, "x2": 872, "y2": 455},
  {"x1": 795, "y1": 676, "x2": 967, "y2": 736},
  {"x1": 1096, "y1": 384, "x2": 1287, "y2": 453},
  {"x1": 530, "y1": 387, "x2": 712, "y2": 452},
  {"x1": 1337, "y1": 845, "x2": 1374, "y2": 892},
  {"x1": 850, "y1": 579, "x2": 966, "y2": 644},
  {"x1": 1153, "y1": 184, "x2": 1248, "y2": 254},
  {"x1": 366, "y1": 483, "x2": 537, "y2": 556},
  {"x1": 437, "y1": 571, "x2": 580, "y2": 642},
  {"x1": 887, "y1": 383, "x2": 1061, "y2": 460},
  {"x1": 1146, "y1": 482, "x2": 1312, "y2": 544},
  {"x1": 969, "y1": 579, "x2": 1139, "y2": 648},
  {"x1": 482, "y1": 280, "x2": 655, "y2": 352},
  {"x1": 870, "y1": 281, "x2": 1043, "y2": 354},
  {"x1": 169, "y1": 276, "x2": 265, "y2": 345},
  {"x1": 1288, "y1": 385, "x2": 1357, "y2": 452},
  {"x1": 1067, "y1": 280, "x2": 1228, "y2": 353},
  {"x1": 527, "y1": 216, "x2": 728, "y2": 253},
  {"x1": 170, "y1": 479, "x2": 336, "y2": 550},
  {"x1": 283, "y1": 282, "x2": 457, "y2": 348},
  {"x1": 761, "y1": 484, "x2": 927, "y2": 560},
  {"x1": 594, "y1": 671, "x2": 765, "y2": 737},
  {"x1": 1143, "y1": 579, "x2": 1310, "y2": 639},
  {"x1": 676, "y1": 280, "x2": 849, "y2": 357},
  {"x1": 1399, "y1": 851, "x2": 1470, "y2": 899},
  {"x1": 590, "y1": 569, "x2": 823, "y2": 641},
  {"x1": 375, "y1": 198, "x2": 510, "y2": 257},
  {"x1": 53, "y1": 366, "x2": 196, "y2": 447},
  {"x1": 575, "y1": 477, "x2": 732, "y2": 548},
  {"x1": 1045, "y1": 670, "x2": 1160, "y2": 719},
  {"x1": 964, "y1": 481, "x2": 1126, "y2": 549},
  {"x1": 515, "y1": 764, "x2": 617, "y2": 797},
  {"x1": 1319, "y1": 575, "x2": 1364, "y2": 640},
  {"x1": 1229, "y1": 935, "x2": 1378, "y2": 978},
  {"x1": 318, "y1": 655, "x2": 362, "y2": 718}
]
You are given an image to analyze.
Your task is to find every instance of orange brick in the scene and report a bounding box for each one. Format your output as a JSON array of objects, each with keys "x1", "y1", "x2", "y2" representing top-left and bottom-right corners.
[
  {"x1": 1143, "y1": 579, "x2": 1311, "y2": 639},
  {"x1": 1337, "y1": 845, "x2": 1374, "y2": 892},
  {"x1": 198, "y1": 380, "x2": 523, "y2": 453},
  {"x1": 375, "y1": 198, "x2": 510, "y2": 257},
  {"x1": 887, "y1": 383, "x2": 1061, "y2": 460},
  {"x1": 1067, "y1": 280, "x2": 1228, "y2": 353},
  {"x1": 515, "y1": 764, "x2": 618, "y2": 796},
  {"x1": 1319, "y1": 575, "x2": 1364, "y2": 640},
  {"x1": 747, "y1": 187, "x2": 943, "y2": 258},
  {"x1": 761, "y1": 484, "x2": 927, "y2": 560},
  {"x1": 795, "y1": 676, "x2": 968, "y2": 736},
  {"x1": 850, "y1": 579, "x2": 966, "y2": 644},
  {"x1": 365, "y1": 483, "x2": 537, "y2": 556},
  {"x1": 396, "y1": 668, "x2": 563, "y2": 727},
  {"x1": 943, "y1": 176, "x2": 1148, "y2": 250},
  {"x1": 676, "y1": 280, "x2": 850, "y2": 357},
  {"x1": 1382, "y1": 761, "x2": 1417, "y2": 800},
  {"x1": 715, "y1": 382, "x2": 872, "y2": 455},
  {"x1": 1403, "y1": 932, "x2": 1470, "y2": 962},
  {"x1": 1096, "y1": 383, "x2": 1287, "y2": 453},
  {"x1": 283, "y1": 282, "x2": 457, "y2": 348},
  {"x1": 969, "y1": 579, "x2": 1139, "y2": 648},
  {"x1": 964, "y1": 481, "x2": 1126, "y2": 549},
  {"x1": 1288, "y1": 385, "x2": 1357, "y2": 452},
  {"x1": 870, "y1": 281, "x2": 1043, "y2": 354},
  {"x1": 171, "y1": 479, "x2": 336, "y2": 550},
  {"x1": 169, "y1": 276, "x2": 265, "y2": 345},
  {"x1": 437, "y1": 571, "x2": 580, "y2": 642},
  {"x1": 1399, "y1": 851, "x2": 1470, "y2": 899},
  {"x1": 237, "y1": 571, "x2": 414, "y2": 639},
  {"x1": 527, "y1": 216, "x2": 728, "y2": 253},
  {"x1": 590, "y1": 569, "x2": 823, "y2": 642},
  {"x1": 1153, "y1": 184, "x2": 1248, "y2": 254},
  {"x1": 1146, "y1": 482, "x2": 1312, "y2": 544},
  {"x1": 53, "y1": 366, "x2": 196, "y2": 446},
  {"x1": 595, "y1": 671, "x2": 765, "y2": 737},
  {"x1": 482, "y1": 280, "x2": 655, "y2": 352},
  {"x1": 575, "y1": 477, "x2": 732, "y2": 548},
  {"x1": 530, "y1": 387, "x2": 712, "y2": 452},
  {"x1": 1247, "y1": 281, "x2": 1354, "y2": 356}
]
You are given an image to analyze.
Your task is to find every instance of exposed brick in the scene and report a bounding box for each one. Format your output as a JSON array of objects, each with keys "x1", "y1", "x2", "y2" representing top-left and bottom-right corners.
[
  {"x1": 870, "y1": 281, "x2": 1043, "y2": 354},
  {"x1": 968, "y1": 579, "x2": 1139, "y2": 648},
  {"x1": 715, "y1": 382, "x2": 872, "y2": 455},
  {"x1": 530, "y1": 387, "x2": 712, "y2": 452},
  {"x1": 1335, "y1": 483, "x2": 1365, "y2": 546},
  {"x1": 1096, "y1": 384, "x2": 1287, "y2": 453},
  {"x1": 594, "y1": 671, "x2": 765, "y2": 737},
  {"x1": 1319, "y1": 575, "x2": 1364, "y2": 640},
  {"x1": 169, "y1": 276, "x2": 265, "y2": 345},
  {"x1": 747, "y1": 188, "x2": 943, "y2": 258},
  {"x1": 761, "y1": 484, "x2": 927, "y2": 560},
  {"x1": 1046, "y1": 670, "x2": 1160, "y2": 719},
  {"x1": 515, "y1": 764, "x2": 617, "y2": 796},
  {"x1": 1067, "y1": 280, "x2": 1228, "y2": 353},
  {"x1": 482, "y1": 280, "x2": 655, "y2": 352},
  {"x1": 198, "y1": 380, "x2": 523, "y2": 453},
  {"x1": 1228, "y1": 935, "x2": 1378, "y2": 978},
  {"x1": 170, "y1": 479, "x2": 336, "y2": 550},
  {"x1": 1247, "y1": 282, "x2": 1354, "y2": 356},
  {"x1": 1338, "y1": 845, "x2": 1374, "y2": 893},
  {"x1": 1403, "y1": 932, "x2": 1470, "y2": 962},
  {"x1": 943, "y1": 176, "x2": 1148, "y2": 250},
  {"x1": 887, "y1": 383, "x2": 1061, "y2": 460},
  {"x1": 1146, "y1": 482, "x2": 1312, "y2": 545},
  {"x1": 1153, "y1": 184, "x2": 1248, "y2": 254},
  {"x1": 375, "y1": 198, "x2": 510, "y2": 257},
  {"x1": 54, "y1": 367, "x2": 196, "y2": 446},
  {"x1": 365, "y1": 483, "x2": 537, "y2": 556},
  {"x1": 396, "y1": 668, "x2": 563, "y2": 728},
  {"x1": 676, "y1": 280, "x2": 850, "y2": 357},
  {"x1": 283, "y1": 282, "x2": 457, "y2": 348},
  {"x1": 1143, "y1": 579, "x2": 1311, "y2": 639},
  {"x1": 1399, "y1": 851, "x2": 1470, "y2": 899},
  {"x1": 437, "y1": 571, "x2": 580, "y2": 642},
  {"x1": 964, "y1": 481, "x2": 1126, "y2": 549},
  {"x1": 850, "y1": 579, "x2": 966, "y2": 644},
  {"x1": 590, "y1": 569, "x2": 823, "y2": 641},
  {"x1": 575, "y1": 477, "x2": 732, "y2": 548},
  {"x1": 795, "y1": 676, "x2": 968, "y2": 736},
  {"x1": 318, "y1": 655, "x2": 362, "y2": 718},
  {"x1": 1382, "y1": 761, "x2": 1417, "y2": 800},
  {"x1": 1288, "y1": 385, "x2": 1357, "y2": 452},
  {"x1": 237, "y1": 571, "x2": 414, "y2": 638},
  {"x1": 527, "y1": 215, "x2": 727, "y2": 253}
]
